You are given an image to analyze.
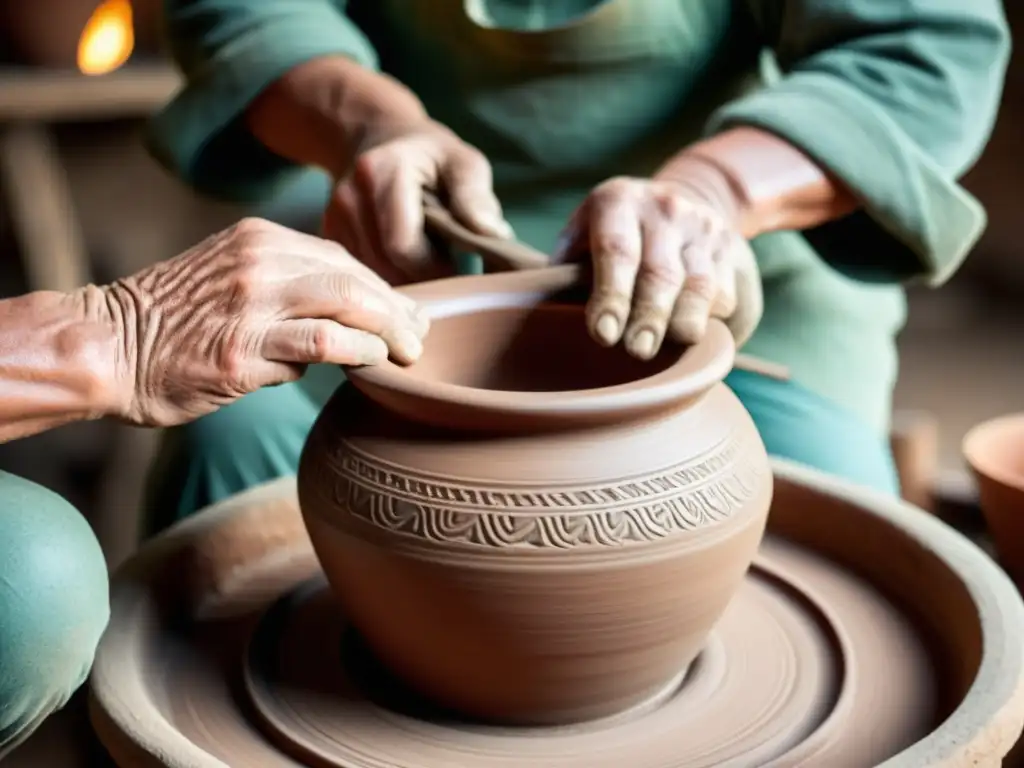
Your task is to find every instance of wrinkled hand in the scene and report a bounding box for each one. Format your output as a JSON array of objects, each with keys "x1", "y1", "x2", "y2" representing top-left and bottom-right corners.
[
  {"x1": 323, "y1": 119, "x2": 513, "y2": 284},
  {"x1": 557, "y1": 176, "x2": 763, "y2": 360},
  {"x1": 101, "y1": 218, "x2": 429, "y2": 427}
]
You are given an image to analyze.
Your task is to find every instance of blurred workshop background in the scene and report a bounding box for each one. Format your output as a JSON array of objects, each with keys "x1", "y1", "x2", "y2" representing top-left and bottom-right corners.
[{"x1": 0, "y1": 1, "x2": 1022, "y2": 762}]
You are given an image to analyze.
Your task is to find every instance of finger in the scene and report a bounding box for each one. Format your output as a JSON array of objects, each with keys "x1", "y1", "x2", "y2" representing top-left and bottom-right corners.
[
  {"x1": 323, "y1": 181, "x2": 372, "y2": 266},
  {"x1": 262, "y1": 320, "x2": 390, "y2": 367},
  {"x1": 328, "y1": 181, "x2": 408, "y2": 286},
  {"x1": 623, "y1": 220, "x2": 686, "y2": 360},
  {"x1": 711, "y1": 255, "x2": 737, "y2": 320},
  {"x1": 279, "y1": 272, "x2": 428, "y2": 364},
  {"x1": 361, "y1": 155, "x2": 439, "y2": 278},
  {"x1": 442, "y1": 149, "x2": 513, "y2": 238},
  {"x1": 283, "y1": 221, "x2": 421, "y2": 312},
  {"x1": 585, "y1": 193, "x2": 643, "y2": 348},
  {"x1": 309, "y1": 234, "x2": 422, "y2": 314},
  {"x1": 725, "y1": 237, "x2": 764, "y2": 348},
  {"x1": 668, "y1": 235, "x2": 718, "y2": 346}
]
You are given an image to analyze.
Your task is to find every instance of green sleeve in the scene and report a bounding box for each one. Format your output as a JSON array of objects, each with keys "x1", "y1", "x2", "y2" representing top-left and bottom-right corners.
[
  {"x1": 709, "y1": 0, "x2": 1010, "y2": 285},
  {"x1": 149, "y1": 0, "x2": 378, "y2": 203}
]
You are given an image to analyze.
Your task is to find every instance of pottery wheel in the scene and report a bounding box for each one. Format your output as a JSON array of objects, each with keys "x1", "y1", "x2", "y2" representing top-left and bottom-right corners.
[
  {"x1": 240, "y1": 549, "x2": 913, "y2": 768},
  {"x1": 90, "y1": 467, "x2": 1024, "y2": 767}
]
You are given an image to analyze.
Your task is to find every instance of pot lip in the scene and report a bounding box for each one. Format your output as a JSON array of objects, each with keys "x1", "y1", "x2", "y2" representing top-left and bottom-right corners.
[
  {"x1": 963, "y1": 413, "x2": 1024, "y2": 494},
  {"x1": 348, "y1": 268, "x2": 735, "y2": 419}
]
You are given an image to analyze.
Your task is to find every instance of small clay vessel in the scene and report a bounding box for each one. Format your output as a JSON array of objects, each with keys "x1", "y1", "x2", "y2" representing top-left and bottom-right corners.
[
  {"x1": 297, "y1": 264, "x2": 773, "y2": 726},
  {"x1": 964, "y1": 413, "x2": 1024, "y2": 584}
]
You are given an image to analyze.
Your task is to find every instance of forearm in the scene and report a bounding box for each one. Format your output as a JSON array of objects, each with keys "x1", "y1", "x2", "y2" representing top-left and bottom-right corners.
[
  {"x1": 656, "y1": 126, "x2": 858, "y2": 240},
  {"x1": 245, "y1": 55, "x2": 428, "y2": 178},
  {"x1": 0, "y1": 287, "x2": 120, "y2": 443}
]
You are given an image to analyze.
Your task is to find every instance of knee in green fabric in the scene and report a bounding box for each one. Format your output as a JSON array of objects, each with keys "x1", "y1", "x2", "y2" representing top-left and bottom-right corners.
[{"x1": 0, "y1": 472, "x2": 109, "y2": 754}]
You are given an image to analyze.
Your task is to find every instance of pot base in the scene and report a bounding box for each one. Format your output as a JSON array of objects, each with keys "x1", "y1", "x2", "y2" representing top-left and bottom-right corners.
[
  {"x1": 89, "y1": 464, "x2": 1024, "y2": 767},
  {"x1": 242, "y1": 550, "x2": 875, "y2": 767}
]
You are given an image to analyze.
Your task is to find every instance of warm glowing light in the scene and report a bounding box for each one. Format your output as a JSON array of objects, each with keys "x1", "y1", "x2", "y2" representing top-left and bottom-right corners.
[{"x1": 77, "y1": 0, "x2": 135, "y2": 76}]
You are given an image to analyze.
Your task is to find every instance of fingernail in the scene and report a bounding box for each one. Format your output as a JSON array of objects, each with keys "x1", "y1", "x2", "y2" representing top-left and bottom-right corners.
[
  {"x1": 392, "y1": 327, "x2": 424, "y2": 363},
  {"x1": 629, "y1": 329, "x2": 657, "y2": 360},
  {"x1": 594, "y1": 313, "x2": 621, "y2": 346}
]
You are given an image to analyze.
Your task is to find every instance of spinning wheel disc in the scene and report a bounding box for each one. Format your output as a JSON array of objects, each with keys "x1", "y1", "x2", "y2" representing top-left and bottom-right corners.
[
  {"x1": 89, "y1": 469, "x2": 1024, "y2": 767},
  {"x1": 242, "y1": 559, "x2": 852, "y2": 767}
]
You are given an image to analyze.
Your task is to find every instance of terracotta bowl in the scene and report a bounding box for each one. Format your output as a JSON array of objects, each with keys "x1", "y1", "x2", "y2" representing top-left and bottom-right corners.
[
  {"x1": 964, "y1": 413, "x2": 1024, "y2": 583},
  {"x1": 297, "y1": 265, "x2": 773, "y2": 726}
]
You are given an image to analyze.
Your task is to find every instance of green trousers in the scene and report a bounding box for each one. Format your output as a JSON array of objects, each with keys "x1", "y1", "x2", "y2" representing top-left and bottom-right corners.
[{"x1": 0, "y1": 368, "x2": 899, "y2": 754}]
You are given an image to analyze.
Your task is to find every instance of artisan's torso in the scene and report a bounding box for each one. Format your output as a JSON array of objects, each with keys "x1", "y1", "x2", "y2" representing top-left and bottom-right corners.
[
  {"x1": 340, "y1": 0, "x2": 906, "y2": 431},
  {"x1": 351, "y1": 0, "x2": 755, "y2": 198}
]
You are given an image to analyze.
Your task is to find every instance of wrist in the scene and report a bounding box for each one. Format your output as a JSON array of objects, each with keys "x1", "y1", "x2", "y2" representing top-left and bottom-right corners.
[
  {"x1": 658, "y1": 127, "x2": 857, "y2": 239},
  {"x1": 63, "y1": 284, "x2": 133, "y2": 421},
  {"x1": 247, "y1": 55, "x2": 430, "y2": 178},
  {"x1": 654, "y1": 151, "x2": 755, "y2": 235}
]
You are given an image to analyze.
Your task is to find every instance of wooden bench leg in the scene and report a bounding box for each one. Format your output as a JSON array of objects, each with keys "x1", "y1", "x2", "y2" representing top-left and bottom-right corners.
[{"x1": 0, "y1": 121, "x2": 90, "y2": 292}]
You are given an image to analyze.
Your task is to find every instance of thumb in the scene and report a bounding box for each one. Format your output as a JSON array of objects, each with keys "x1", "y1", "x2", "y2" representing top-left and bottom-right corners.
[{"x1": 441, "y1": 148, "x2": 514, "y2": 239}]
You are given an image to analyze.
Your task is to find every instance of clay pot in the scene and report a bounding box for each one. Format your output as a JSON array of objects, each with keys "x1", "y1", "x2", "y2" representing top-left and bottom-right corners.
[
  {"x1": 297, "y1": 264, "x2": 773, "y2": 726},
  {"x1": 964, "y1": 413, "x2": 1024, "y2": 583}
]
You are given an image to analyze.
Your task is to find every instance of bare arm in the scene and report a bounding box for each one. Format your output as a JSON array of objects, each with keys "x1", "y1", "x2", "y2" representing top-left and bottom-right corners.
[
  {"x1": 245, "y1": 56, "x2": 428, "y2": 178},
  {"x1": 656, "y1": 126, "x2": 858, "y2": 240},
  {"x1": 691, "y1": 0, "x2": 1009, "y2": 284},
  {"x1": 0, "y1": 218, "x2": 431, "y2": 445},
  {"x1": 0, "y1": 287, "x2": 119, "y2": 443}
]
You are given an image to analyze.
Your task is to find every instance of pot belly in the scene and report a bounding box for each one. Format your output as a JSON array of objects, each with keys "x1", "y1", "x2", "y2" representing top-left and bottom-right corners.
[{"x1": 298, "y1": 382, "x2": 772, "y2": 725}]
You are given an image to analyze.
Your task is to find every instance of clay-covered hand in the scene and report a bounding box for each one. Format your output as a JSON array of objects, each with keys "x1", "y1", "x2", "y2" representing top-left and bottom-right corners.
[
  {"x1": 322, "y1": 119, "x2": 514, "y2": 285},
  {"x1": 99, "y1": 218, "x2": 429, "y2": 427},
  {"x1": 556, "y1": 175, "x2": 763, "y2": 360}
]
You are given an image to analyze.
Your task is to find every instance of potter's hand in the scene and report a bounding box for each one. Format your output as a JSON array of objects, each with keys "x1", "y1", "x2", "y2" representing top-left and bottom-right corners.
[
  {"x1": 322, "y1": 119, "x2": 514, "y2": 285},
  {"x1": 100, "y1": 218, "x2": 429, "y2": 427},
  {"x1": 557, "y1": 176, "x2": 763, "y2": 360}
]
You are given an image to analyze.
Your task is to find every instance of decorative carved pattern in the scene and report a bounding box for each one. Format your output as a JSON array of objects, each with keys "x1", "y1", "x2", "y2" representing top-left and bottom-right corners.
[{"x1": 303, "y1": 432, "x2": 767, "y2": 549}]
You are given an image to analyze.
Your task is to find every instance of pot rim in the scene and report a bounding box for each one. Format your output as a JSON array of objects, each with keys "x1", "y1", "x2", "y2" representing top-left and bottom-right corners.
[
  {"x1": 963, "y1": 412, "x2": 1024, "y2": 494},
  {"x1": 347, "y1": 266, "x2": 735, "y2": 422}
]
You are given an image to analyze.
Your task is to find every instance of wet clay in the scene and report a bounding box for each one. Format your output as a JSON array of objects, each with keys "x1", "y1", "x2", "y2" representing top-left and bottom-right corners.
[
  {"x1": 89, "y1": 467, "x2": 1024, "y2": 767},
  {"x1": 298, "y1": 265, "x2": 774, "y2": 724}
]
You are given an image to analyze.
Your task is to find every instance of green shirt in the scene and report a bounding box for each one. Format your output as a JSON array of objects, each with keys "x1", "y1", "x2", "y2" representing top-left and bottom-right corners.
[{"x1": 150, "y1": 0, "x2": 1010, "y2": 434}]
